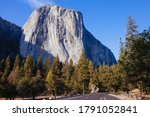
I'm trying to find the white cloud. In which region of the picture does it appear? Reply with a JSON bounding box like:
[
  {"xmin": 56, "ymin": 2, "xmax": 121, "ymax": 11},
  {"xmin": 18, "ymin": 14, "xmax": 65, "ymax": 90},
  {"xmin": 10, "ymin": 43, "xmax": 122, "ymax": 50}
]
[{"xmin": 25, "ymin": 0, "xmax": 55, "ymax": 8}]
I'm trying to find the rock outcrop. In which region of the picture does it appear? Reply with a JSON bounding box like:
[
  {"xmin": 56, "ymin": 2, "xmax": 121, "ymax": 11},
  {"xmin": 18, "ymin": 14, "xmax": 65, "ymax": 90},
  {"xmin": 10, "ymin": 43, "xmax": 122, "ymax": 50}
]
[{"xmin": 20, "ymin": 5, "xmax": 116, "ymax": 65}]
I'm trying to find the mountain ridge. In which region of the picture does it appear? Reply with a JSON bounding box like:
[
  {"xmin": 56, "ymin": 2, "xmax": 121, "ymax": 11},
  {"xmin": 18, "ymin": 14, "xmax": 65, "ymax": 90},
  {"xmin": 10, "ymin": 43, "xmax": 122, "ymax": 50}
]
[{"xmin": 0, "ymin": 17, "xmax": 22, "ymax": 58}]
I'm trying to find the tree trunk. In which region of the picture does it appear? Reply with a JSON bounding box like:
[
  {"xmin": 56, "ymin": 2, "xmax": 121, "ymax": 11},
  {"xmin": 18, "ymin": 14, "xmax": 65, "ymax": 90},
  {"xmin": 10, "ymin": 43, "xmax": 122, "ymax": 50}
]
[{"xmin": 32, "ymin": 94, "xmax": 35, "ymax": 100}]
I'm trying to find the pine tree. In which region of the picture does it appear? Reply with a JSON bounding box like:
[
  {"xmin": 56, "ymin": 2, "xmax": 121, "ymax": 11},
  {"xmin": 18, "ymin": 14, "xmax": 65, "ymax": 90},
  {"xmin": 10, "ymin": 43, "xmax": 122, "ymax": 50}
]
[
  {"xmin": 126, "ymin": 16, "xmax": 138, "ymax": 37},
  {"xmin": 29, "ymin": 70, "xmax": 45, "ymax": 99},
  {"xmin": 24, "ymin": 55, "xmax": 34, "ymax": 78},
  {"xmin": 1, "ymin": 56, "xmax": 11, "ymax": 82},
  {"xmin": 45, "ymin": 56, "xmax": 64, "ymax": 97},
  {"xmin": 6, "ymin": 55, "xmax": 21, "ymax": 99},
  {"xmin": 118, "ymin": 38, "xmax": 128, "ymax": 90},
  {"xmin": 16, "ymin": 55, "xmax": 36, "ymax": 98},
  {"xmin": 43, "ymin": 57, "xmax": 51, "ymax": 78},
  {"xmin": 77, "ymin": 50, "xmax": 90, "ymax": 94},
  {"xmin": 121, "ymin": 17, "xmax": 139, "ymax": 92},
  {"xmin": 52, "ymin": 55, "xmax": 62, "ymax": 78},
  {"xmin": 126, "ymin": 29, "xmax": 150, "ymax": 93},
  {"xmin": 0, "ymin": 56, "xmax": 13, "ymax": 98},
  {"xmin": 98, "ymin": 64, "xmax": 110, "ymax": 92},
  {"xmin": 61, "ymin": 59, "xmax": 75, "ymax": 95},
  {"xmin": 61, "ymin": 60, "xmax": 69, "ymax": 94},
  {"xmin": 13, "ymin": 54, "xmax": 20, "ymax": 70},
  {"xmin": 7, "ymin": 66, "xmax": 21, "ymax": 99},
  {"xmin": 70, "ymin": 67, "xmax": 81, "ymax": 95},
  {"xmin": 88, "ymin": 61, "xmax": 94, "ymax": 81},
  {"xmin": 37, "ymin": 56, "xmax": 45, "ymax": 78},
  {"xmin": 88, "ymin": 61, "xmax": 95, "ymax": 91},
  {"xmin": 17, "ymin": 77, "xmax": 31, "ymax": 98},
  {"xmin": 5, "ymin": 56, "xmax": 11, "ymax": 71},
  {"xmin": 45, "ymin": 69, "xmax": 57, "ymax": 97},
  {"xmin": 0, "ymin": 59, "xmax": 4, "ymax": 78},
  {"xmin": 123, "ymin": 17, "xmax": 150, "ymax": 94},
  {"xmin": 0, "ymin": 59, "xmax": 5, "ymax": 95},
  {"xmin": 109, "ymin": 65, "xmax": 123, "ymax": 92}
]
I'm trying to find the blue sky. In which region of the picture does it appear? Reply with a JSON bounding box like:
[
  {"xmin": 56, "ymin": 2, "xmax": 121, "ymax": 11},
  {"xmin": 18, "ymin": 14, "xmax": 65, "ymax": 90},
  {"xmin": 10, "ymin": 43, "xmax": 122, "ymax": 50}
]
[{"xmin": 0, "ymin": 0, "xmax": 150, "ymax": 60}]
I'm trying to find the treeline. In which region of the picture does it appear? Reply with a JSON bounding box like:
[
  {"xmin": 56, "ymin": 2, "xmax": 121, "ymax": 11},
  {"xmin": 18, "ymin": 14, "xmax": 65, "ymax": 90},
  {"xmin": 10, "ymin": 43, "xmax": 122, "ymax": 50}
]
[
  {"xmin": 0, "ymin": 17, "xmax": 150, "ymax": 99},
  {"xmin": 0, "ymin": 51, "xmax": 124, "ymax": 99}
]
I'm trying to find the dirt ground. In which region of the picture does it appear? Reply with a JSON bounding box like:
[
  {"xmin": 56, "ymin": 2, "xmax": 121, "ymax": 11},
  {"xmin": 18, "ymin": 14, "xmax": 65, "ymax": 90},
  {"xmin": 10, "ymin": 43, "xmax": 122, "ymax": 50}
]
[{"xmin": 111, "ymin": 89, "xmax": 150, "ymax": 100}]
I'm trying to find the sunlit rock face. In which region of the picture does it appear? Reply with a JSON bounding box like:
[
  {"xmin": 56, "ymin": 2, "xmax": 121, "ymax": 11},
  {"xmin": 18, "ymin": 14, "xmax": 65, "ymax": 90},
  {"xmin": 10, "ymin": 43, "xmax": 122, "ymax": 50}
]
[{"xmin": 20, "ymin": 5, "xmax": 116, "ymax": 65}]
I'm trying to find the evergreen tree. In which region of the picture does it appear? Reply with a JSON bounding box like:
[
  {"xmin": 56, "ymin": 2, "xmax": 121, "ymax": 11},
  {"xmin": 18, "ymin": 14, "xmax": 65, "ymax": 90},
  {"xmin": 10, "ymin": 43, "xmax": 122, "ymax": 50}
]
[
  {"xmin": 37, "ymin": 56, "xmax": 43, "ymax": 71},
  {"xmin": 125, "ymin": 29, "xmax": 150, "ymax": 93},
  {"xmin": 1, "ymin": 56, "xmax": 11, "ymax": 84},
  {"xmin": 118, "ymin": 38, "xmax": 128, "ymax": 90},
  {"xmin": 0, "ymin": 56, "xmax": 13, "ymax": 98},
  {"xmin": 126, "ymin": 16, "xmax": 138, "ymax": 37},
  {"xmin": 29, "ymin": 70, "xmax": 45, "ymax": 99},
  {"xmin": 98, "ymin": 64, "xmax": 110, "ymax": 92},
  {"xmin": 0, "ymin": 59, "xmax": 5, "ymax": 95},
  {"xmin": 37, "ymin": 56, "xmax": 45, "ymax": 77},
  {"xmin": 88, "ymin": 61, "xmax": 98, "ymax": 92},
  {"xmin": 88, "ymin": 61, "xmax": 94, "ymax": 82},
  {"xmin": 121, "ymin": 17, "xmax": 139, "ymax": 91},
  {"xmin": 0, "ymin": 59, "xmax": 4, "ymax": 78},
  {"xmin": 13, "ymin": 54, "xmax": 20, "ymax": 70},
  {"xmin": 7, "ymin": 66, "xmax": 21, "ymax": 99},
  {"xmin": 61, "ymin": 59, "xmax": 75, "ymax": 95},
  {"xmin": 109, "ymin": 65, "xmax": 123, "ymax": 92},
  {"xmin": 16, "ymin": 55, "xmax": 37, "ymax": 99},
  {"xmin": 45, "ymin": 56, "xmax": 64, "ymax": 97},
  {"xmin": 77, "ymin": 50, "xmax": 90, "ymax": 94},
  {"xmin": 43, "ymin": 57, "xmax": 51, "ymax": 78},
  {"xmin": 17, "ymin": 77, "xmax": 31, "ymax": 98},
  {"xmin": 70, "ymin": 66, "xmax": 81, "ymax": 95},
  {"xmin": 6, "ymin": 55, "xmax": 21, "ymax": 99},
  {"xmin": 45, "ymin": 70, "xmax": 56, "ymax": 96},
  {"xmin": 24, "ymin": 55, "xmax": 34, "ymax": 78},
  {"xmin": 61, "ymin": 60, "xmax": 69, "ymax": 94},
  {"xmin": 121, "ymin": 17, "xmax": 150, "ymax": 94}
]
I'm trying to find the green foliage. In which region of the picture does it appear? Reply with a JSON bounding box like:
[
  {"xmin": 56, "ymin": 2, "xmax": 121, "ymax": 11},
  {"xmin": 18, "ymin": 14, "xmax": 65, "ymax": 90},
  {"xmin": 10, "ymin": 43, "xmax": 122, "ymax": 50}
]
[
  {"xmin": 0, "ymin": 59, "xmax": 4, "ymax": 76},
  {"xmin": 37, "ymin": 56, "xmax": 43, "ymax": 71},
  {"xmin": 30, "ymin": 70, "xmax": 45, "ymax": 99},
  {"xmin": 45, "ymin": 70, "xmax": 57, "ymax": 96},
  {"xmin": 88, "ymin": 61, "xmax": 99, "ymax": 91},
  {"xmin": 117, "ymin": 17, "xmax": 150, "ymax": 94},
  {"xmin": 24, "ymin": 55, "xmax": 35, "ymax": 78},
  {"xmin": 24, "ymin": 55, "xmax": 34, "ymax": 72},
  {"xmin": 126, "ymin": 16, "xmax": 138, "ymax": 37},
  {"xmin": 97, "ymin": 64, "xmax": 124, "ymax": 92},
  {"xmin": 7, "ymin": 66, "xmax": 21, "ymax": 98},
  {"xmin": 13, "ymin": 54, "xmax": 20, "ymax": 69},
  {"xmin": 45, "ymin": 56, "xmax": 65, "ymax": 97},
  {"xmin": 61, "ymin": 59, "xmax": 75, "ymax": 95},
  {"xmin": 125, "ymin": 29, "xmax": 150, "ymax": 93},
  {"xmin": 44, "ymin": 57, "xmax": 51, "ymax": 71},
  {"xmin": 4, "ymin": 56, "xmax": 11, "ymax": 72},
  {"xmin": 77, "ymin": 50, "xmax": 90, "ymax": 94},
  {"xmin": 17, "ymin": 77, "xmax": 31, "ymax": 98},
  {"xmin": 70, "ymin": 67, "xmax": 82, "ymax": 95}
]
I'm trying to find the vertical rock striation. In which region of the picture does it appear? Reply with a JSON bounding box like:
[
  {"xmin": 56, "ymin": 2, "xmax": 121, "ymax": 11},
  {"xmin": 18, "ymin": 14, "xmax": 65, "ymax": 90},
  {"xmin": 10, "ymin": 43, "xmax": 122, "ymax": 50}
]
[{"xmin": 20, "ymin": 5, "xmax": 116, "ymax": 65}]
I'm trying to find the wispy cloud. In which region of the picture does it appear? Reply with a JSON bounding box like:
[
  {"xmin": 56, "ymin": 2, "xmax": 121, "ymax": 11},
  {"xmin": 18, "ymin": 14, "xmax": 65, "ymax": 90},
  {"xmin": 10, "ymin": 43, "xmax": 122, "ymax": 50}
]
[{"xmin": 24, "ymin": 0, "xmax": 55, "ymax": 8}]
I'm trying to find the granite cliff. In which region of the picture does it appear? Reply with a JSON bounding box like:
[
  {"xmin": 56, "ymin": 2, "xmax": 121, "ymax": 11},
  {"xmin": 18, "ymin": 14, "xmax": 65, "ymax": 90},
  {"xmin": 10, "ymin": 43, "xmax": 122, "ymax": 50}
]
[{"xmin": 19, "ymin": 5, "xmax": 116, "ymax": 65}]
